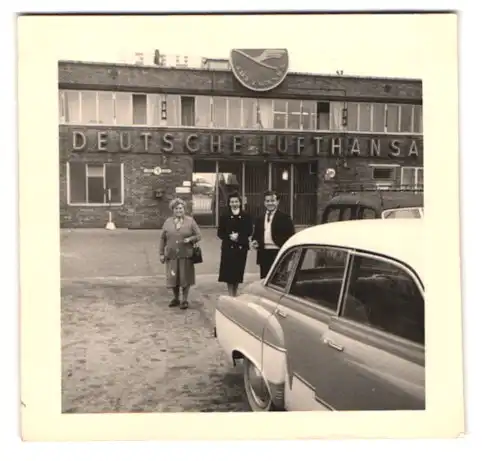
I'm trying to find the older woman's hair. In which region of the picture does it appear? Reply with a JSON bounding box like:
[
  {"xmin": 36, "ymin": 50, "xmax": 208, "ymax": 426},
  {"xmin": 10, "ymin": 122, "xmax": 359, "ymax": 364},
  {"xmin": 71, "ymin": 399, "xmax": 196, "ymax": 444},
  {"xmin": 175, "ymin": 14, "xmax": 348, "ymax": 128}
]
[{"xmin": 169, "ymin": 197, "xmax": 187, "ymax": 211}]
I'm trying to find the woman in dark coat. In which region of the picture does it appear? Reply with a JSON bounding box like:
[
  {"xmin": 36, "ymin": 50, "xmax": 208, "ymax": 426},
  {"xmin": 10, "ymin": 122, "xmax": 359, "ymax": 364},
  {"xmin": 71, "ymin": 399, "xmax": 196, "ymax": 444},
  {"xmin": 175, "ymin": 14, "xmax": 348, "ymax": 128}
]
[{"xmin": 217, "ymin": 192, "xmax": 253, "ymax": 297}]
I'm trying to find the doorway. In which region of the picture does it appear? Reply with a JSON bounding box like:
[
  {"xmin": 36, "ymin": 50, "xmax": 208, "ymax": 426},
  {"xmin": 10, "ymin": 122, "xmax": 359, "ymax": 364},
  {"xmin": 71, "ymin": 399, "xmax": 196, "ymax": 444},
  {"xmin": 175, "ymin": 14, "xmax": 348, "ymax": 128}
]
[{"xmin": 192, "ymin": 159, "xmax": 317, "ymax": 227}]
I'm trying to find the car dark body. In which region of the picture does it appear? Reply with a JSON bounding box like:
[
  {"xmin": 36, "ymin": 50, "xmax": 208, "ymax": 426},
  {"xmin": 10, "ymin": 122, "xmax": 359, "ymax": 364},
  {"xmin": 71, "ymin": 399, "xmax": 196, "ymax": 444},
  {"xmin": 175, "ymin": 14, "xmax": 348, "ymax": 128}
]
[{"xmin": 321, "ymin": 192, "xmax": 424, "ymax": 223}]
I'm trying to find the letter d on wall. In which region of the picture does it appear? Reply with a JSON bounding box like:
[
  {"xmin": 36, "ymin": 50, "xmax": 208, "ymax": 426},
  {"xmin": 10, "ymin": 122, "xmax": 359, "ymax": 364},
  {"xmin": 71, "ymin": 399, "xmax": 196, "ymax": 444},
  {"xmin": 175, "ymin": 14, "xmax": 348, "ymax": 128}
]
[{"xmin": 72, "ymin": 131, "xmax": 87, "ymax": 151}]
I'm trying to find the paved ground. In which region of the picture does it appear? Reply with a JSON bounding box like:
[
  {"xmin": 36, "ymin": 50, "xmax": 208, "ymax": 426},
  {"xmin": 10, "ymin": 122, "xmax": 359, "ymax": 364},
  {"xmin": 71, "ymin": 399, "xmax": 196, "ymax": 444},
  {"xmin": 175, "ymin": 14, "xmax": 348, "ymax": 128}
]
[{"xmin": 61, "ymin": 228, "xmax": 258, "ymax": 413}]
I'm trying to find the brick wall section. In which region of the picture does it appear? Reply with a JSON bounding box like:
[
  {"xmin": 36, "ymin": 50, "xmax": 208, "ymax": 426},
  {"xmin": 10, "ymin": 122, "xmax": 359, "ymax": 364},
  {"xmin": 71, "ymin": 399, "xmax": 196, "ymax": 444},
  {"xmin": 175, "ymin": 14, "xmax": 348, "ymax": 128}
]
[
  {"xmin": 58, "ymin": 61, "xmax": 422, "ymax": 103},
  {"xmin": 59, "ymin": 127, "xmax": 193, "ymax": 229}
]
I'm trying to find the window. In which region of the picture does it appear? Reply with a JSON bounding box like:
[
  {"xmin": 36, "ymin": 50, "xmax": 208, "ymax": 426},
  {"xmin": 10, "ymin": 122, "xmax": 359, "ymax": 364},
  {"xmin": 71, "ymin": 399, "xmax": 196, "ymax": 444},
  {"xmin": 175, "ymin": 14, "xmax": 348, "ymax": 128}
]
[
  {"xmin": 289, "ymin": 247, "xmax": 348, "ymax": 311},
  {"xmin": 132, "ymin": 94, "xmax": 147, "ymax": 125},
  {"xmin": 401, "ymin": 167, "xmax": 424, "ymax": 190},
  {"xmin": 166, "ymin": 95, "xmax": 179, "ymax": 126},
  {"xmin": 181, "ymin": 96, "xmax": 195, "ymax": 126},
  {"xmin": 268, "ymin": 249, "xmax": 299, "ymax": 290},
  {"xmin": 358, "ymin": 103, "xmax": 372, "ymax": 131},
  {"xmin": 386, "ymin": 104, "xmax": 400, "ymax": 132},
  {"xmin": 372, "ymin": 166, "xmax": 397, "ymax": 181},
  {"xmin": 400, "ymin": 104, "xmax": 413, "ymax": 133},
  {"xmin": 273, "ymin": 99, "xmax": 288, "ymax": 129},
  {"xmin": 242, "ymin": 98, "xmax": 257, "ymax": 128},
  {"xmin": 80, "ymin": 91, "xmax": 97, "ymax": 124},
  {"xmin": 325, "ymin": 207, "xmax": 341, "ymax": 223},
  {"xmin": 98, "ymin": 91, "xmax": 115, "ymax": 124},
  {"xmin": 258, "ymin": 99, "xmax": 274, "ymax": 129},
  {"xmin": 147, "ymin": 94, "xmax": 161, "ymax": 126},
  {"xmin": 346, "ymin": 102, "xmax": 358, "ymax": 131},
  {"xmin": 330, "ymin": 102, "xmax": 344, "ymax": 130},
  {"xmin": 413, "ymin": 105, "xmax": 423, "ymax": 133},
  {"xmin": 316, "ymin": 102, "xmax": 330, "ymax": 130},
  {"xmin": 115, "ymin": 92, "xmax": 133, "ymax": 125},
  {"xmin": 213, "ymin": 97, "xmax": 228, "ymax": 128},
  {"xmin": 372, "ymin": 103, "xmax": 385, "ymax": 132},
  {"xmin": 383, "ymin": 208, "xmax": 422, "ymax": 219},
  {"xmin": 228, "ymin": 97, "xmax": 242, "ymax": 128},
  {"xmin": 63, "ymin": 90, "xmax": 81, "ymax": 123},
  {"xmin": 342, "ymin": 254, "xmax": 424, "ymax": 344},
  {"xmin": 302, "ymin": 101, "xmax": 316, "ymax": 130},
  {"xmin": 68, "ymin": 162, "xmax": 123, "ymax": 205},
  {"xmin": 195, "ymin": 96, "xmax": 212, "ymax": 127},
  {"xmin": 360, "ymin": 207, "xmax": 377, "ymax": 219}
]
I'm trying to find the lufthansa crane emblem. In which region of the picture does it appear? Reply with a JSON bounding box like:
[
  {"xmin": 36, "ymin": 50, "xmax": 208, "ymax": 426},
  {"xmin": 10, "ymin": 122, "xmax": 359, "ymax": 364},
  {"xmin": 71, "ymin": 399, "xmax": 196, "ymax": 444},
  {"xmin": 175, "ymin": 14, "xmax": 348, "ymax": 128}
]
[{"xmin": 229, "ymin": 49, "xmax": 289, "ymax": 92}]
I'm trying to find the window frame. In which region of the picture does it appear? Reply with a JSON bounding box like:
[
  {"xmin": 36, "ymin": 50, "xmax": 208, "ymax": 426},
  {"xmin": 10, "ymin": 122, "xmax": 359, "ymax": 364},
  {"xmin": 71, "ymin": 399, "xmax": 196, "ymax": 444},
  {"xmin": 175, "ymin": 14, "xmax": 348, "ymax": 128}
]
[
  {"xmin": 401, "ymin": 166, "xmax": 424, "ymax": 191},
  {"xmin": 371, "ymin": 164, "xmax": 400, "ymax": 182},
  {"xmin": 66, "ymin": 161, "xmax": 125, "ymax": 207},
  {"xmin": 338, "ymin": 249, "xmax": 425, "ymax": 345},
  {"xmin": 282, "ymin": 245, "xmax": 353, "ymax": 315},
  {"xmin": 265, "ymin": 247, "xmax": 303, "ymax": 294},
  {"xmin": 266, "ymin": 244, "xmax": 352, "ymax": 316}
]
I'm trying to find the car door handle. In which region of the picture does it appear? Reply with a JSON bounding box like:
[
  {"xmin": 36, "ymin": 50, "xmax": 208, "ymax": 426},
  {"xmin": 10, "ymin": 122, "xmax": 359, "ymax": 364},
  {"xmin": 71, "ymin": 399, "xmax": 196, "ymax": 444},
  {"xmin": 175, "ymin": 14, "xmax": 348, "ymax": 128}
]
[
  {"xmin": 276, "ymin": 309, "xmax": 287, "ymax": 318},
  {"xmin": 323, "ymin": 338, "xmax": 344, "ymax": 352}
]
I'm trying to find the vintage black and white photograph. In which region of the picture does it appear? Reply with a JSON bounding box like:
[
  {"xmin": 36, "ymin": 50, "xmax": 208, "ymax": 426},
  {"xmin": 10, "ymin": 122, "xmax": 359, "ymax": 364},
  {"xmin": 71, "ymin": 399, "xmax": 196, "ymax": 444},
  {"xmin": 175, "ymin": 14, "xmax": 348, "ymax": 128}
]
[{"xmin": 18, "ymin": 11, "xmax": 463, "ymax": 440}]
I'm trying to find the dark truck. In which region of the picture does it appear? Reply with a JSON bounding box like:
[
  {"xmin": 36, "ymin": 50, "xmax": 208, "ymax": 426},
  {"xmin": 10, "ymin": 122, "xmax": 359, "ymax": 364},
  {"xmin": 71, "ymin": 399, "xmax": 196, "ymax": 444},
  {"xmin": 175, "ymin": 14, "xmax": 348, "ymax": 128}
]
[{"xmin": 321, "ymin": 187, "xmax": 424, "ymax": 224}]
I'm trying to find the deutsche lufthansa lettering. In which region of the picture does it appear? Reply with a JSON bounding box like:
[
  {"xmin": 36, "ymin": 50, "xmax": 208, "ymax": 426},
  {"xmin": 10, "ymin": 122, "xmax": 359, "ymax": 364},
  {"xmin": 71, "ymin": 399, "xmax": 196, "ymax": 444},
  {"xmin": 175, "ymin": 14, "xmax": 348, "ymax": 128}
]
[{"xmin": 71, "ymin": 130, "xmax": 421, "ymax": 158}]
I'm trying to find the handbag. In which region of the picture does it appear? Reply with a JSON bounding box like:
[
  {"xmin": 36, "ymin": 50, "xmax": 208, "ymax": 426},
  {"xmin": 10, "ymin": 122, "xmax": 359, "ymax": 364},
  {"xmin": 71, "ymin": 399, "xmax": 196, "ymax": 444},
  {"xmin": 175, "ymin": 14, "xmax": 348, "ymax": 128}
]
[{"xmin": 191, "ymin": 243, "xmax": 203, "ymax": 264}]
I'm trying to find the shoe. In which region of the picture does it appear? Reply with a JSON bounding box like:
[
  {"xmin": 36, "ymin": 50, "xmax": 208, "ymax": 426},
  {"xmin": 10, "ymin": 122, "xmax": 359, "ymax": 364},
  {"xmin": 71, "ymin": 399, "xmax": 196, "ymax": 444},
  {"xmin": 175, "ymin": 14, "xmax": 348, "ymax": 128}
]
[
  {"xmin": 169, "ymin": 298, "xmax": 180, "ymax": 307},
  {"xmin": 180, "ymin": 301, "xmax": 189, "ymax": 310}
]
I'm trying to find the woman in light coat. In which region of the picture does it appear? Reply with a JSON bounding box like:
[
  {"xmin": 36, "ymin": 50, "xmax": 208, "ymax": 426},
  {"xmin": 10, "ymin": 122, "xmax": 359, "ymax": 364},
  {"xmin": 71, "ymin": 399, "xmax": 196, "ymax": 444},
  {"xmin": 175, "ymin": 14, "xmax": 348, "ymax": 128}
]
[{"xmin": 159, "ymin": 198, "xmax": 202, "ymax": 309}]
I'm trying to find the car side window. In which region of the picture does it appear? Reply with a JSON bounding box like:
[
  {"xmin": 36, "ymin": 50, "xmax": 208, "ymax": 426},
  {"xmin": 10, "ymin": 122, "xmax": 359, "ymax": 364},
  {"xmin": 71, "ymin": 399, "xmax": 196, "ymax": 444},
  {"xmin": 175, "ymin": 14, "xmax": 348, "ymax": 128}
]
[
  {"xmin": 342, "ymin": 254, "xmax": 425, "ymax": 344},
  {"xmin": 268, "ymin": 249, "xmax": 299, "ymax": 291},
  {"xmin": 360, "ymin": 207, "xmax": 377, "ymax": 219},
  {"xmin": 325, "ymin": 207, "xmax": 341, "ymax": 223},
  {"xmin": 289, "ymin": 247, "xmax": 349, "ymax": 311}
]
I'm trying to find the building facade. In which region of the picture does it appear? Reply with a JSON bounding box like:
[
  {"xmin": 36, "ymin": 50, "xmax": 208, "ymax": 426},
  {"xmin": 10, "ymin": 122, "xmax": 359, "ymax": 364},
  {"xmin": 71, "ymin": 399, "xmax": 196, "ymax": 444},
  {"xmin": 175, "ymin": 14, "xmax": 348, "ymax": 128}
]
[{"xmin": 58, "ymin": 55, "xmax": 423, "ymax": 229}]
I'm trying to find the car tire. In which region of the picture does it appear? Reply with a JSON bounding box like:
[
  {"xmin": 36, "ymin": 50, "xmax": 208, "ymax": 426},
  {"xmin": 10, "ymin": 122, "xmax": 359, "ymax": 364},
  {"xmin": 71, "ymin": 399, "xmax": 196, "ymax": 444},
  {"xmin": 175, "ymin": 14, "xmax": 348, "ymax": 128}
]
[{"xmin": 243, "ymin": 358, "xmax": 276, "ymax": 412}]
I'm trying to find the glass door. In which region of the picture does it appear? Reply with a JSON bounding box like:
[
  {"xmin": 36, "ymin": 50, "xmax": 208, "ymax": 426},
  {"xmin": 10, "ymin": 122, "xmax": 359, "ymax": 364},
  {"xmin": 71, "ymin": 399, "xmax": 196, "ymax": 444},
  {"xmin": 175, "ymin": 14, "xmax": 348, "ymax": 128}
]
[{"xmin": 192, "ymin": 160, "xmax": 217, "ymax": 226}]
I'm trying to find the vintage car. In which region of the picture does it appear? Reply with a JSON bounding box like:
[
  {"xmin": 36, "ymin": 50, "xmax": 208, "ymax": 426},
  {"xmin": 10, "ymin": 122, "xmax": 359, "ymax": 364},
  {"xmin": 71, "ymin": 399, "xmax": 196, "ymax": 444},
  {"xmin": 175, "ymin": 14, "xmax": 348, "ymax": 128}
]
[
  {"xmin": 215, "ymin": 219, "xmax": 425, "ymax": 412},
  {"xmin": 321, "ymin": 191, "xmax": 424, "ymax": 223}
]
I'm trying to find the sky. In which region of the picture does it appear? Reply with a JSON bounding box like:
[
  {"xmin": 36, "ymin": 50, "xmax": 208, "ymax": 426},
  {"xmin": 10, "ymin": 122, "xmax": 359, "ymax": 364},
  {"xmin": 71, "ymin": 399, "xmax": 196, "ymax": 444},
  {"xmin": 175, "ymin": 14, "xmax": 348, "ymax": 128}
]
[{"xmin": 20, "ymin": 13, "xmax": 437, "ymax": 78}]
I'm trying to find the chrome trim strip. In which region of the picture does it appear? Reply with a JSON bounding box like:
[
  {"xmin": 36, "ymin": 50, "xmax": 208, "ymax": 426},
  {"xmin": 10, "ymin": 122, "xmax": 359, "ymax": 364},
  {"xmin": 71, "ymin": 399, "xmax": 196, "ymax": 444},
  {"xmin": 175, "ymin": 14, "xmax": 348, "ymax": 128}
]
[{"xmin": 293, "ymin": 372, "xmax": 314, "ymax": 391}]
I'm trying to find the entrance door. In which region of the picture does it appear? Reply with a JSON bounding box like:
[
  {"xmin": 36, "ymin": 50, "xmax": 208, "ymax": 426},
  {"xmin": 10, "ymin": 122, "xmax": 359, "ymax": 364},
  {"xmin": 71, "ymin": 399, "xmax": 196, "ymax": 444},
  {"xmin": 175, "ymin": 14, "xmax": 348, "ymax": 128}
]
[
  {"xmin": 244, "ymin": 162, "xmax": 269, "ymax": 220},
  {"xmin": 293, "ymin": 162, "xmax": 318, "ymax": 225},
  {"xmin": 217, "ymin": 160, "xmax": 243, "ymax": 214},
  {"xmin": 192, "ymin": 160, "xmax": 217, "ymax": 226}
]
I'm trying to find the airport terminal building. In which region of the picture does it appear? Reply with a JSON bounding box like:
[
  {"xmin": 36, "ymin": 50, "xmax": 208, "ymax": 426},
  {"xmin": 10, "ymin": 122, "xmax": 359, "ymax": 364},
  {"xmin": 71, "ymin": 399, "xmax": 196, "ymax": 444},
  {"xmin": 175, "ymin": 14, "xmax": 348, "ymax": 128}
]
[{"xmin": 58, "ymin": 50, "xmax": 423, "ymax": 228}]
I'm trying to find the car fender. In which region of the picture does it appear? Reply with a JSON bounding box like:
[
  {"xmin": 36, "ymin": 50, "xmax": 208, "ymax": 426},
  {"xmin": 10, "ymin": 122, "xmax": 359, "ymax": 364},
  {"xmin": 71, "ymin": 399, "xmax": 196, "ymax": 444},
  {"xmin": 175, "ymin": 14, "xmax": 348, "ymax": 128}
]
[{"xmin": 216, "ymin": 293, "xmax": 273, "ymax": 372}]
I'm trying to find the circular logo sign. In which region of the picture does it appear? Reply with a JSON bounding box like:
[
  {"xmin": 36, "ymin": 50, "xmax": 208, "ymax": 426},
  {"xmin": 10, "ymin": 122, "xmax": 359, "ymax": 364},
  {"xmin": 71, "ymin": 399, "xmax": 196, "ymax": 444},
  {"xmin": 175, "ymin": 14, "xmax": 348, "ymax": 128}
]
[
  {"xmin": 153, "ymin": 166, "xmax": 162, "ymax": 176},
  {"xmin": 230, "ymin": 49, "xmax": 289, "ymax": 92}
]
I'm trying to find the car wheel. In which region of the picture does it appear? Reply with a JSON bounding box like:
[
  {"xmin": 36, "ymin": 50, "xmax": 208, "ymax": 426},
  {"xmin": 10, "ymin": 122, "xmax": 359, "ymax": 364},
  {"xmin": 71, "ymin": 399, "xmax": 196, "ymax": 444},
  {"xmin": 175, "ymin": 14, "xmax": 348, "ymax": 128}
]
[{"xmin": 243, "ymin": 359, "xmax": 275, "ymax": 412}]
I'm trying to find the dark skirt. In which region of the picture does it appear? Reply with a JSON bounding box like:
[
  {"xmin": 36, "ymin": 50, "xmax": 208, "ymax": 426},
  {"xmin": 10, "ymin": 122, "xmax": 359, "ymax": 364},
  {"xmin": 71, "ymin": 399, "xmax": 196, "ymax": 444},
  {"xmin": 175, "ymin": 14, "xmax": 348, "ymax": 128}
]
[{"xmin": 218, "ymin": 245, "xmax": 249, "ymax": 284}]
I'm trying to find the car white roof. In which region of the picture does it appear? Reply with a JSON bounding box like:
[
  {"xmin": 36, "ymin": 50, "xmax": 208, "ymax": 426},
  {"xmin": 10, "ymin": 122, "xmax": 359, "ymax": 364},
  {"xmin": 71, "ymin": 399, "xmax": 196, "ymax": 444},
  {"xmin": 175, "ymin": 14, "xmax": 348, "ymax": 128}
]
[{"xmin": 283, "ymin": 219, "xmax": 424, "ymax": 281}]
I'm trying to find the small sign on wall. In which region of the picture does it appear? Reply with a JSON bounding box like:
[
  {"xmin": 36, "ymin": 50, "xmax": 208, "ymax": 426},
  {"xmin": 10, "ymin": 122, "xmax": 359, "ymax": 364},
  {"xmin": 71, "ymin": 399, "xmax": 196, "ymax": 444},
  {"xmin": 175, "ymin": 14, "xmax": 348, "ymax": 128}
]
[
  {"xmin": 143, "ymin": 167, "xmax": 173, "ymax": 175},
  {"xmin": 175, "ymin": 186, "xmax": 191, "ymax": 194},
  {"xmin": 182, "ymin": 181, "xmax": 191, "ymax": 187}
]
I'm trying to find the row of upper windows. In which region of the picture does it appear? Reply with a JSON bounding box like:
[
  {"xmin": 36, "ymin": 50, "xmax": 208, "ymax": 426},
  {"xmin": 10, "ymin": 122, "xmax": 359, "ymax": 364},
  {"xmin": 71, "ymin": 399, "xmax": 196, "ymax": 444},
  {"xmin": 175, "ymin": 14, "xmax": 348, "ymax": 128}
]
[{"xmin": 58, "ymin": 90, "xmax": 423, "ymax": 134}]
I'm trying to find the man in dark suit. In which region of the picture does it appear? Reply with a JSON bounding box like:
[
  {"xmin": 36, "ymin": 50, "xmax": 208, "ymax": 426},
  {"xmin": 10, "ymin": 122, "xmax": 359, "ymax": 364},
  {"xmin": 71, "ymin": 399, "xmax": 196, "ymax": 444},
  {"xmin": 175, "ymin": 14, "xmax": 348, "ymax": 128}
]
[{"xmin": 251, "ymin": 190, "xmax": 296, "ymax": 279}]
